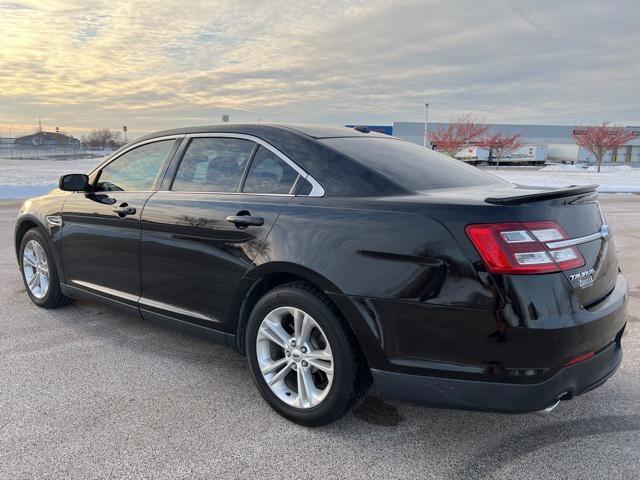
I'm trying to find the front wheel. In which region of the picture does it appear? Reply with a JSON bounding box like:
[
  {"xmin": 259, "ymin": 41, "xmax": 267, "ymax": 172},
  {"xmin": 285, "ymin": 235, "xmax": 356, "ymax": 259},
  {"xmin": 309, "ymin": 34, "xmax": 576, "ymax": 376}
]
[
  {"xmin": 19, "ymin": 228, "xmax": 72, "ymax": 309},
  {"xmin": 246, "ymin": 282, "xmax": 370, "ymax": 426}
]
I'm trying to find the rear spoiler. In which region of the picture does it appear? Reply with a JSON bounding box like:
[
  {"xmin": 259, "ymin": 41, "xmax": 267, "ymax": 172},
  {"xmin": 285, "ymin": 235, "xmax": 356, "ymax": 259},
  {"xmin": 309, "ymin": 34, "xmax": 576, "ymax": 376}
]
[{"xmin": 485, "ymin": 184, "xmax": 598, "ymax": 205}]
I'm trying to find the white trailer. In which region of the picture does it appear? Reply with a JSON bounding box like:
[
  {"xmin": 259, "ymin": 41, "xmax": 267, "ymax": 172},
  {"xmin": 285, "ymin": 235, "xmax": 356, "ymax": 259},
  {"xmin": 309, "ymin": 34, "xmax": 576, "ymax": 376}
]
[{"xmin": 456, "ymin": 145, "xmax": 548, "ymax": 165}]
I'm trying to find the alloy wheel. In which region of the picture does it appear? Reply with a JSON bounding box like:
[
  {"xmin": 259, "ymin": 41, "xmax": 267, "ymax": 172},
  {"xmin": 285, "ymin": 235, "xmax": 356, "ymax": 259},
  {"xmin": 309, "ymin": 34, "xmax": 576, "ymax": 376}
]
[
  {"xmin": 256, "ymin": 306, "xmax": 334, "ymax": 409},
  {"xmin": 22, "ymin": 239, "xmax": 50, "ymax": 299}
]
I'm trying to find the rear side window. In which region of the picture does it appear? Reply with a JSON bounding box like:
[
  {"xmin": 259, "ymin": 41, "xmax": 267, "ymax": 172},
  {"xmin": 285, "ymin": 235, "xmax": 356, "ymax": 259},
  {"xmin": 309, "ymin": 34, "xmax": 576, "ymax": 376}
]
[
  {"xmin": 321, "ymin": 137, "xmax": 508, "ymax": 191},
  {"xmin": 242, "ymin": 146, "xmax": 298, "ymax": 194},
  {"xmin": 172, "ymin": 138, "xmax": 255, "ymax": 192},
  {"xmin": 96, "ymin": 140, "xmax": 175, "ymax": 192}
]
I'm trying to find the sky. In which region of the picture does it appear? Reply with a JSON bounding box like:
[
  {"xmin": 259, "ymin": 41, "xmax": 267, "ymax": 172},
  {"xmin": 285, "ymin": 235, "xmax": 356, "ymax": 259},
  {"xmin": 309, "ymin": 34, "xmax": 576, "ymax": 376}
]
[{"xmin": 0, "ymin": 0, "xmax": 638, "ymax": 140}]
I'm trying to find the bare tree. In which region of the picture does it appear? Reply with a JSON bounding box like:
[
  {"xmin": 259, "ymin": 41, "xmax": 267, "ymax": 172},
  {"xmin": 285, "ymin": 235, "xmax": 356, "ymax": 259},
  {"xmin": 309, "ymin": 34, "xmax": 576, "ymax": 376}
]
[
  {"xmin": 573, "ymin": 123, "xmax": 635, "ymax": 172},
  {"xmin": 429, "ymin": 114, "xmax": 488, "ymax": 157},
  {"xmin": 481, "ymin": 133, "xmax": 523, "ymax": 170},
  {"xmin": 0, "ymin": 128, "xmax": 16, "ymax": 147},
  {"xmin": 82, "ymin": 128, "xmax": 123, "ymax": 148}
]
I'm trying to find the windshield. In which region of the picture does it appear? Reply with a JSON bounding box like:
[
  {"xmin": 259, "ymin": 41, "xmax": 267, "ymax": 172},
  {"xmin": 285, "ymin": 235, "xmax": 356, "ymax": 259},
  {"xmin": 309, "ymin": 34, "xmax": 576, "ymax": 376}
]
[{"xmin": 321, "ymin": 137, "xmax": 509, "ymax": 191}]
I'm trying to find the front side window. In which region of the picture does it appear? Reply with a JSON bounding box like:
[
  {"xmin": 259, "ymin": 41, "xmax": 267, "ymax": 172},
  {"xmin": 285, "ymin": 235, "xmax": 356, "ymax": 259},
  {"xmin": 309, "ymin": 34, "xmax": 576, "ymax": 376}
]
[
  {"xmin": 172, "ymin": 138, "xmax": 255, "ymax": 192},
  {"xmin": 242, "ymin": 146, "xmax": 298, "ymax": 194},
  {"xmin": 96, "ymin": 140, "xmax": 175, "ymax": 192}
]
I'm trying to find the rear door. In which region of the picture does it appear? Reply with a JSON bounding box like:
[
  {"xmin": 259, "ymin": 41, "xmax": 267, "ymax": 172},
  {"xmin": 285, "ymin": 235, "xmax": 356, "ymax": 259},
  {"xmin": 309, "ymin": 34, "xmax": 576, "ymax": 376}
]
[
  {"xmin": 139, "ymin": 134, "xmax": 304, "ymax": 330},
  {"xmin": 61, "ymin": 138, "xmax": 180, "ymax": 308}
]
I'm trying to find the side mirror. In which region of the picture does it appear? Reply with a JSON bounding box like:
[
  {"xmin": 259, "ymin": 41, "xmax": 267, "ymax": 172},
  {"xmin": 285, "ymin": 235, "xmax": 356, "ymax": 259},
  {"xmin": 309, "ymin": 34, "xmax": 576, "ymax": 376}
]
[{"xmin": 59, "ymin": 173, "xmax": 90, "ymax": 192}]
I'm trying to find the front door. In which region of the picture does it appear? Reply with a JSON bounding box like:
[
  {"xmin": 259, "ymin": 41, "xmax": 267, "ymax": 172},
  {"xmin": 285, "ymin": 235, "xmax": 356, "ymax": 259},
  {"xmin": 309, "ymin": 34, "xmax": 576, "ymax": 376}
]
[
  {"xmin": 61, "ymin": 138, "xmax": 179, "ymax": 307},
  {"xmin": 139, "ymin": 136, "xmax": 301, "ymax": 330}
]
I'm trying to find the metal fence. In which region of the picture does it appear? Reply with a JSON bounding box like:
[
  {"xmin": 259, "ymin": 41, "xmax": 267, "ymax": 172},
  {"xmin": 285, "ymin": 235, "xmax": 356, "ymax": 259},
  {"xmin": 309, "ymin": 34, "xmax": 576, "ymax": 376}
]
[{"xmin": 0, "ymin": 145, "xmax": 113, "ymax": 160}]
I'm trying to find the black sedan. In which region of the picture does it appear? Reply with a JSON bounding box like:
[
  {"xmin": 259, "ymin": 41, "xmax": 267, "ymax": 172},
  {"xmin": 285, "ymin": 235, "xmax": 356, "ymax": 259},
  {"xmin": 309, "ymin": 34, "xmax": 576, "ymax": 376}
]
[{"xmin": 15, "ymin": 124, "xmax": 628, "ymax": 426}]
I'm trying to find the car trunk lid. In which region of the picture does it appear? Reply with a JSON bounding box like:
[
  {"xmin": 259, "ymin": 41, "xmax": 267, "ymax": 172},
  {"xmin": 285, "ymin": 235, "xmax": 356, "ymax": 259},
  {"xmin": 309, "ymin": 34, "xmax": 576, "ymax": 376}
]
[{"xmin": 489, "ymin": 184, "xmax": 618, "ymax": 307}]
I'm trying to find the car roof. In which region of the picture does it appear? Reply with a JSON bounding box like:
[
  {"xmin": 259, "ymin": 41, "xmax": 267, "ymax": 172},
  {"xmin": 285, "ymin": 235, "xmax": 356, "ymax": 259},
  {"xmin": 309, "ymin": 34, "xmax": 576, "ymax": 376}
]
[{"xmin": 136, "ymin": 123, "xmax": 392, "ymax": 142}]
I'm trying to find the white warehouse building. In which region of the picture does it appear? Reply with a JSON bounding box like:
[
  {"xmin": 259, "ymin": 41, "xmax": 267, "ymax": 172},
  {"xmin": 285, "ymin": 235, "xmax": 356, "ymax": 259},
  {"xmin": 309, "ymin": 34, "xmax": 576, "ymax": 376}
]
[{"xmin": 391, "ymin": 122, "xmax": 640, "ymax": 164}]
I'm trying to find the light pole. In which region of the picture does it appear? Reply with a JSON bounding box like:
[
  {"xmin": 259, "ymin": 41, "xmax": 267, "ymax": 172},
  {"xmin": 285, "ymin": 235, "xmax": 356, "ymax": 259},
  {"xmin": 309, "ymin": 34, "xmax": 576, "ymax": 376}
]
[{"xmin": 423, "ymin": 102, "xmax": 430, "ymax": 148}]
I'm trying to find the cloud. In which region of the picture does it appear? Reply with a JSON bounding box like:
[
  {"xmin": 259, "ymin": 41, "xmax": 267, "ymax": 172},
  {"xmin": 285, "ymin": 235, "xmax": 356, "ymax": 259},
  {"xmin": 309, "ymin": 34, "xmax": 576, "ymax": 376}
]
[
  {"xmin": 0, "ymin": 0, "xmax": 638, "ymax": 138},
  {"xmin": 0, "ymin": 2, "xmax": 32, "ymax": 9}
]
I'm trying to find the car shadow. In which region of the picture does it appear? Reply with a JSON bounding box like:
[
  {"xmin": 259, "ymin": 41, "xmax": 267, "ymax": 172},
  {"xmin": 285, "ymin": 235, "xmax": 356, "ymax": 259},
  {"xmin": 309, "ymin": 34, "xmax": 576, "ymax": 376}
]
[
  {"xmin": 45, "ymin": 298, "xmax": 246, "ymax": 368},
  {"xmin": 353, "ymin": 395, "xmax": 404, "ymax": 426},
  {"xmin": 457, "ymin": 413, "xmax": 640, "ymax": 478},
  {"xmin": 45, "ymin": 298, "xmax": 411, "ymax": 425}
]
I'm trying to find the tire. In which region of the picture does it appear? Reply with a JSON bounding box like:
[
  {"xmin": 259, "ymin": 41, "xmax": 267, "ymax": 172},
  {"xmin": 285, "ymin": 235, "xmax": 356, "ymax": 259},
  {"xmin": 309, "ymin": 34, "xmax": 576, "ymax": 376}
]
[
  {"xmin": 246, "ymin": 282, "xmax": 370, "ymax": 426},
  {"xmin": 19, "ymin": 227, "xmax": 72, "ymax": 309}
]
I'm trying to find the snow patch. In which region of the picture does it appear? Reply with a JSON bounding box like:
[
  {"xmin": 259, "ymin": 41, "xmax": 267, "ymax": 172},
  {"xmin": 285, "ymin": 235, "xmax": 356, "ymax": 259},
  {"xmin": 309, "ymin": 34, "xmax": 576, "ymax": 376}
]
[
  {"xmin": 586, "ymin": 165, "xmax": 634, "ymax": 172},
  {"xmin": 1, "ymin": 157, "xmax": 640, "ymax": 199},
  {"xmin": 0, "ymin": 157, "xmax": 104, "ymax": 198},
  {"xmin": 541, "ymin": 163, "xmax": 636, "ymax": 173},
  {"xmin": 490, "ymin": 167, "xmax": 640, "ymax": 193},
  {"xmin": 541, "ymin": 164, "xmax": 589, "ymax": 171}
]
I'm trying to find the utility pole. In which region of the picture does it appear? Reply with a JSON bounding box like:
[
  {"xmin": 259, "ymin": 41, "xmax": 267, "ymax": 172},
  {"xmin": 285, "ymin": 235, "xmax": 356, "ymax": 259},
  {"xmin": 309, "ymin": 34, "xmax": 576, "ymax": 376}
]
[
  {"xmin": 123, "ymin": 126, "xmax": 128, "ymax": 143},
  {"xmin": 423, "ymin": 102, "xmax": 430, "ymax": 148}
]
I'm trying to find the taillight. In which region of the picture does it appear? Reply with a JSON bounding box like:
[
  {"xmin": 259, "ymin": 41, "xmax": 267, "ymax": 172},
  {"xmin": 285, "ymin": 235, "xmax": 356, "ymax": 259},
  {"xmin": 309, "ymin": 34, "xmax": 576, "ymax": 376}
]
[{"xmin": 465, "ymin": 221, "xmax": 585, "ymax": 274}]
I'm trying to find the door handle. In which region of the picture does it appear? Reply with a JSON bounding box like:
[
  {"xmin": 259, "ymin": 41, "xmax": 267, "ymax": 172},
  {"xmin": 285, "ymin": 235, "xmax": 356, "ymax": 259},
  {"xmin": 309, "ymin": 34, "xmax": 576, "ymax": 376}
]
[
  {"xmin": 226, "ymin": 215, "xmax": 264, "ymax": 228},
  {"xmin": 113, "ymin": 203, "xmax": 136, "ymax": 217}
]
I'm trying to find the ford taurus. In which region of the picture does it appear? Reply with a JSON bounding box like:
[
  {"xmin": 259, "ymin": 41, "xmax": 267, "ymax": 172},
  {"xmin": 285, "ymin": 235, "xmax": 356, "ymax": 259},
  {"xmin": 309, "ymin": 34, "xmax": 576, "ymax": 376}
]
[{"xmin": 15, "ymin": 124, "xmax": 628, "ymax": 426}]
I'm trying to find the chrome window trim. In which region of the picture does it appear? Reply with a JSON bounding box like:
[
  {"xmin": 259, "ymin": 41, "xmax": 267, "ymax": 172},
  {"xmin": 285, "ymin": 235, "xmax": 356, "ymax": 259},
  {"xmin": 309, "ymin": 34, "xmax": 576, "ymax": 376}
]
[
  {"xmin": 88, "ymin": 134, "xmax": 186, "ymax": 176},
  {"xmin": 180, "ymin": 133, "xmax": 326, "ymax": 197},
  {"xmin": 545, "ymin": 224, "xmax": 610, "ymax": 249},
  {"xmin": 155, "ymin": 191, "xmax": 294, "ymax": 197}
]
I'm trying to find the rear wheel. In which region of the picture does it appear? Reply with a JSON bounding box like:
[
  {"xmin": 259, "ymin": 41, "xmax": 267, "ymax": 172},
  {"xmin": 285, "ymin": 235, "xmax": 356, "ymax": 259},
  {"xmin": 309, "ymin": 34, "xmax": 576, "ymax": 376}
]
[
  {"xmin": 246, "ymin": 282, "xmax": 370, "ymax": 426},
  {"xmin": 19, "ymin": 228, "xmax": 71, "ymax": 309}
]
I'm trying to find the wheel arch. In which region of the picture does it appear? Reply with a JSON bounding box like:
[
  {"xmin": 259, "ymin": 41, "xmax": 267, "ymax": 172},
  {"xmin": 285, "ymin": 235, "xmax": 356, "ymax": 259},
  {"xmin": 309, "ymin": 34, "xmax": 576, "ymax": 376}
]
[
  {"xmin": 15, "ymin": 215, "xmax": 66, "ymax": 284},
  {"xmin": 232, "ymin": 261, "xmax": 387, "ymax": 371},
  {"xmin": 15, "ymin": 215, "xmax": 46, "ymax": 262},
  {"xmin": 232, "ymin": 262, "xmax": 350, "ymax": 355}
]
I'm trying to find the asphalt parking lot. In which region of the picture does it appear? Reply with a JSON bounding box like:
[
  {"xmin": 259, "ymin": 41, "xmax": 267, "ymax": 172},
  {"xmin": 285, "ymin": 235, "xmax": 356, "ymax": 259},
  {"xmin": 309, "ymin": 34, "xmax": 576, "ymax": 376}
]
[{"xmin": 1, "ymin": 195, "xmax": 639, "ymax": 479}]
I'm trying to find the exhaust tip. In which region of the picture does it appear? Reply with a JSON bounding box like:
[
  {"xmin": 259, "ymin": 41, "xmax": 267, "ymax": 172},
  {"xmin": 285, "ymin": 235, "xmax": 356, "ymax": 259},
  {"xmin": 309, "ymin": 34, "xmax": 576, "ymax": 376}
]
[{"xmin": 534, "ymin": 400, "xmax": 560, "ymax": 417}]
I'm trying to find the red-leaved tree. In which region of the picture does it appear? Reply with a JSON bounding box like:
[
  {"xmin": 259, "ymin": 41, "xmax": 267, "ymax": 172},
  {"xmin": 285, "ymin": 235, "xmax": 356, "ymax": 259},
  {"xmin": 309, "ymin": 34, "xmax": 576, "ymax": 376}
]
[
  {"xmin": 429, "ymin": 114, "xmax": 488, "ymax": 157},
  {"xmin": 481, "ymin": 133, "xmax": 523, "ymax": 170},
  {"xmin": 573, "ymin": 122, "xmax": 635, "ymax": 172}
]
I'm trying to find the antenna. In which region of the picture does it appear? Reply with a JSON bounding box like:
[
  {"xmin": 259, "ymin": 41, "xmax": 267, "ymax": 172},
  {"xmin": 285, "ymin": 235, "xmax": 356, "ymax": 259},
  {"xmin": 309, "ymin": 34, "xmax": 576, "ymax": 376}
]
[{"xmin": 38, "ymin": 116, "xmax": 42, "ymax": 132}]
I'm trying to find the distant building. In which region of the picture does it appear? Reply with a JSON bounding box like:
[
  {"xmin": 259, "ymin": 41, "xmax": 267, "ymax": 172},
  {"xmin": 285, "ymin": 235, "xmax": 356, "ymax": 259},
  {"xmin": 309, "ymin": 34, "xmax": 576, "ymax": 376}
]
[
  {"xmin": 14, "ymin": 131, "xmax": 80, "ymax": 147},
  {"xmin": 392, "ymin": 122, "xmax": 640, "ymax": 163}
]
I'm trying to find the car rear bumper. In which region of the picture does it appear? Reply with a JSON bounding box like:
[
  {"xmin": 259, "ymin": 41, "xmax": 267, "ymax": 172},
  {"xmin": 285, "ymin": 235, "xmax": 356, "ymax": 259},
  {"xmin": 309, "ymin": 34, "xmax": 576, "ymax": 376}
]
[
  {"xmin": 359, "ymin": 271, "xmax": 629, "ymax": 413},
  {"xmin": 372, "ymin": 332, "xmax": 624, "ymax": 413}
]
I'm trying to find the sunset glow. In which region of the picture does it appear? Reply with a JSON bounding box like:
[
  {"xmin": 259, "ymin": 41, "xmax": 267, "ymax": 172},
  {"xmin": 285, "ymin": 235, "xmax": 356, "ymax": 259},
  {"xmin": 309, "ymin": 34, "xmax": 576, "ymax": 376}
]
[{"xmin": 1, "ymin": 0, "xmax": 638, "ymax": 139}]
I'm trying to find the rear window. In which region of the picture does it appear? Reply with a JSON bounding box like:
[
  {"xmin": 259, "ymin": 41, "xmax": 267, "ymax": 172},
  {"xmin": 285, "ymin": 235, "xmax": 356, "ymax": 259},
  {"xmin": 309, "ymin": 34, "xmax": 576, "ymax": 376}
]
[
  {"xmin": 321, "ymin": 137, "xmax": 507, "ymax": 191},
  {"xmin": 242, "ymin": 146, "xmax": 298, "ymax": 194}
]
